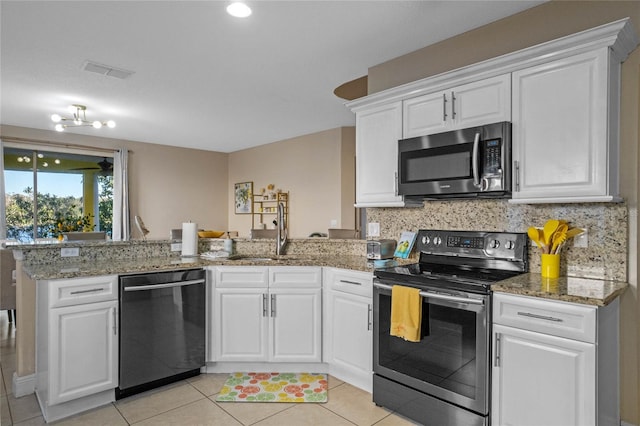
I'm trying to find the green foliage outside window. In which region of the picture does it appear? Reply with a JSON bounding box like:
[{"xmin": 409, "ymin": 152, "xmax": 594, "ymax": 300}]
[{"xmin": 5, "ymin": 175, "xmax": 114, "ymax": 241}]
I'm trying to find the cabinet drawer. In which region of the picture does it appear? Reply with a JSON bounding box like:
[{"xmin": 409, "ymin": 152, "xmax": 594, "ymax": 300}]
[
  {"xmin": 327, "ymin": 268, "xmax": 372, "ymax": 298},
  {"xmin": 48, "ymin": 275, "xmax": 118, "ymax": 308},
  {"xmin": 493, "ymin": 293, "xmax": 596, "ymax": 343},
  {"xmin": 215, "ymin": 266, "xmax": 268, "ymax": 288},
  {"xmin": 270, "ymin": 267, "xmax": 322, "ymax": 288}
]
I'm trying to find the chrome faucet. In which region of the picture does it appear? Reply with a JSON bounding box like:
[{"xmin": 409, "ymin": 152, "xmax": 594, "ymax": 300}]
[{"xmin": 276, "ymin": 202, "xmax": 288, "ymax": 255}]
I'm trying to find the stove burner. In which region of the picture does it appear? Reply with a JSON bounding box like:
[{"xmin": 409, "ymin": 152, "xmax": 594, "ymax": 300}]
[{"xmin": 373, "ymin": 229, "xmax": 528, "ymax": 294}]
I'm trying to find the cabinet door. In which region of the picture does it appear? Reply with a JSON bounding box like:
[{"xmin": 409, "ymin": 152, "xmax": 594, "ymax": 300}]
[
  {"xmin": 213, "ymin": 288, "xmax": 268, "ymax": 362},
  {"xmin": 492, "ymin": 324, "xmax": 596, "ymax": 426},
  {"xmin": 451, "ymin": 74, "xmax": 511, "ymax": 129},
  {"xmin": 269, "ymin": 287, "xmax": 322, "ymax": 362},
  {"xmin": 326, "ymin": 291, "xmax": 372, "ymax": 392},
  {"xmin": 355, "ymin": 102, "xmax": 405, "ymax": 207},
  {"xmin": 49, "ymin": 300, "xmax": 118, "ymax": 405},
  {"xmin": 402, "ymin": 74, "xmax": 510, "ymax": 138},
  {"xmin": 511, "ymin": 49, "xmax": 612, "ymax": 202},
  {"xmin": 403, "ymin": 92, "xmax": 449, "ymax": 137}
]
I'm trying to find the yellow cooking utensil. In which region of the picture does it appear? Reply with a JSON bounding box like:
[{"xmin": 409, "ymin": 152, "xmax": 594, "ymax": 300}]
[
  {"xmin": 543, "ymin": 219, "xmax": 560, "ymax": 247},
  {"xmin": 527, "ymin": 227, "xmax": 544, "ymax": 250},
  {"xmin": 565, "ymin": 227, "xmax": 584, "ymax": 239},
  {"xmin": 550, "ymin": 224, "xmax": 568, "ymax": 254}
]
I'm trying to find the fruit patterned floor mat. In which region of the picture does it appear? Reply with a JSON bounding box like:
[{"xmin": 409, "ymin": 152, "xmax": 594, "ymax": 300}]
[{"xmin": 215, "ymin": 372, "xmax": 328, "ymax": 403}]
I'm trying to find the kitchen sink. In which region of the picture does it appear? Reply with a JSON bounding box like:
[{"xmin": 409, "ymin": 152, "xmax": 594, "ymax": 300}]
[
  {"xmin": 228, "ymin": 255, "xmax": 302, "ymax": 262},
  {"xmin": 229, "ymin": 255, "xmax": 276, "ymax": 262}
]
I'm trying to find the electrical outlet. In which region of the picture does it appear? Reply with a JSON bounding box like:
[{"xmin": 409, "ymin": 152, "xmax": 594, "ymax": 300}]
[
  {"xmin": 330, "ymin": 219, "xmax": 338, "ymax": 227},
  {"xmin": 368, "ymin": 222, "xmax": 380, "ymax": 237},
  {"xmin": 60, "ymin": 247, "xmax": 80, "ymax": 257},
  {"xmin": 573, "ymin": 228, "xmax": 588, "ymax": 248},
  {"xmin": 171, "ymin": 243, "xmax": 182, "ymax": 252}
]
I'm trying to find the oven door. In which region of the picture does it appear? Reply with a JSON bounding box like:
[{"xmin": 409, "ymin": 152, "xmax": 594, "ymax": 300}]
[{"xmin": 373, "ymin": 279, "xmax": 490, "ymax": 415}]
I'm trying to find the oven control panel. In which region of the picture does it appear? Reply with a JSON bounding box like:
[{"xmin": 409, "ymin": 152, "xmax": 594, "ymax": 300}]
[
  {"xmin": 447, "ymin": 236, "xmax": 484, "ymax": 249},
  {"xmin": 417, "ymin": 229, "xmax": 527, "ymax": 261}
]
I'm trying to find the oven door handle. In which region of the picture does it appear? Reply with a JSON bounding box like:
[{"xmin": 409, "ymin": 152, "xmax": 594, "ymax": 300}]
[{"xmin": 373, "ymin": 282, "xmax": 484, "ymax": 306}]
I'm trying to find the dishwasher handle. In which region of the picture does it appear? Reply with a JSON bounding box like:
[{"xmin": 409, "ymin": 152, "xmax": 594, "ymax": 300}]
[{"xmin": 124, "ymin": 278, "xmax": 205, "ymax": 292}]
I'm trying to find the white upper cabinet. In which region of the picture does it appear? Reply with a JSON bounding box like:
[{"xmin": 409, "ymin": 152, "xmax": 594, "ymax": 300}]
[
  {"xmin": 403, "ymin": 74, "xmax": 511, "ymax": 138},
  {"xmin": 511, "ymin": 49, "xmax": 618, "ymax": 203},
  {"xmin": 347, "ymin": 18, "xmax": 637, "ymax": 207},
  {"xmin": 354, "ymin": 101, "xmax": 408, "ymax": 207}
]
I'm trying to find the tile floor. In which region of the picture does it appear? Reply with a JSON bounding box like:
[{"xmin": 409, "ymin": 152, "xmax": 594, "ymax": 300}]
[{"xmin": 1, "ymin": 311, "xmax": 418, "ymax": 425}]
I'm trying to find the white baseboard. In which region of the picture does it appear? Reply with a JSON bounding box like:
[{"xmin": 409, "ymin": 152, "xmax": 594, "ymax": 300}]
[
  {"xmin": 12, "ymin": 372, "xmax": 35, "ymax": 397},
  {"xmin": 621, "ymin": 421, "xmax": 638, "ymax": 426}
]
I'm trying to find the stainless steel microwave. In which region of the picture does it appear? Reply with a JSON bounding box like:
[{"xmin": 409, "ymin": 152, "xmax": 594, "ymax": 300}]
[{"xmin": 397, "ymin": 121, "xmax": 511, "ymax": 199}]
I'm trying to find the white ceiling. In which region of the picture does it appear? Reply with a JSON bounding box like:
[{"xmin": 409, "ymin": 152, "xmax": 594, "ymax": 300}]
[{"xmin": 1, "ymin": 0, "xmax": 544, "ymax": 153}]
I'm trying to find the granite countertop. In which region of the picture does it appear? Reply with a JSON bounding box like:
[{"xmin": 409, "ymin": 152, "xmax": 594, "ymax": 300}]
[
  {"xmin": 22, "ymin": 254, "xmax": 380, "ymax": 280},
  {"xmin": 493, "ymin": 273, "xmax": 628, "ymax": 306}
]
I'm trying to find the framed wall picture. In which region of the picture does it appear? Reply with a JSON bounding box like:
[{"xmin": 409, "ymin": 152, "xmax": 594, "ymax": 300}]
[{"xmin": 234, "ymin": 181, "xmax": 253, "ymax": 214}]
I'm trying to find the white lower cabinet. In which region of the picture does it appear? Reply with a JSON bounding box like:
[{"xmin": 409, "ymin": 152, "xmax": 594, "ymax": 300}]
[
  {"xmin": 211, "ymin": 266, "xmax": 322, "ymax": 363},
  {"xmin": 491, "ymin": 293, "xmax": 619, "ymax": 426},
  {"xmin": 323, "ymin": 268, "xmax": 373, "ymax": 392},
  {"xmin": 36, "ymin": 275, "xmax": 119, "ymax": 422}
]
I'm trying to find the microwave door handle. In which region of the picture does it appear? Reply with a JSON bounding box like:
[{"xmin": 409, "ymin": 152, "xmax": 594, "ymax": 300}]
[{"xmin": 472, "ymin": 132, "xmax": 481, "ymax": 187}]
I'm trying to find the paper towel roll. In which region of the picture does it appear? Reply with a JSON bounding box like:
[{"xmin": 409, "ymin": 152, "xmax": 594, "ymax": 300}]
[{"xmin": 181, "ymin": 222, "xmax": 198, "ymax": 257}]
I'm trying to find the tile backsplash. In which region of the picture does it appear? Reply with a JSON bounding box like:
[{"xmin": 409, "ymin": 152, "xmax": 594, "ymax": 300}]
[{"xmin": 367, "ymin": 200, "xmax": 628, "ymax": 282}]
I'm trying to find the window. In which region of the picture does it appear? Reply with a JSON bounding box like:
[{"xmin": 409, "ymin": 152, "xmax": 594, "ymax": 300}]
[{"xmin": 3, "ymin": 147, "xmax": 114, "ymax": 241}]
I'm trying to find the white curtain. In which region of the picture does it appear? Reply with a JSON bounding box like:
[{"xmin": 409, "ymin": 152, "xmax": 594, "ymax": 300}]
[
  {"xmin": 112, "ymin": 148, "xmax": 130, "ymax": 241},
  {"xmin": 0, "ymin": 140, "xmax": 6, "ymax": 240}
]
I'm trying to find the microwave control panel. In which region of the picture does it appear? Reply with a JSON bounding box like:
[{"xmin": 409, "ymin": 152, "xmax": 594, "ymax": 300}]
[{"xmin": 483, "ymin": 138, "xmax": 502, "ymax": 175}]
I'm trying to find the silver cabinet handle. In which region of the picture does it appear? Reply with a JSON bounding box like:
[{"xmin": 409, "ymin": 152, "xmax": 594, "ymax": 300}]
[
  {"xmin": 517, "ymin": 311, "xmax": 563, "ymax": 322},
  {"xmin": 340, "ymin": 279, "xmax": 362, "ymax": 286},
  {"xmin": 367, "ymin": 304, "xmax": 372, "ymax": 331},
  {"xmin": 514, "ymin": 160, "xmax": 520, "ymax": 192},
  {"xmin": 394, "ymin": 171, "xmax": 398, "ymax": 195},
  {"xmin": 374, "ymin": 282, "xmax": 484, "ymax": 306},
  {"xmin": 263, "ymin": 294, "xmax": 268, "ymax": 317},
  {"xmin": 112, "ymin": 307, "xmax": 117, "ymax": 336},
  {"xmin": 451, "ymin": 91, "xmax": 456, "ymax": 119},
  {"xmin": 70, "ymin": 287, "xmax": 104, "ymax": 295},
  {"xmin": 442, "ymin": 93, "xmax": 448, "ymax": 121},
  {"xmin": 270, "ymin": 294, "xmax": 276, "ymax": 317},
  {"xmin": 494, "ymin": 333, "xmax": 501, "ymax": 367}
]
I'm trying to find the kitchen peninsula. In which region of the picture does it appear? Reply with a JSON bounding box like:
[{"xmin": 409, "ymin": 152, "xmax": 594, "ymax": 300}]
[{"xmin": 5, "ymin": 234, "xmax": 628, "ymax": 423}]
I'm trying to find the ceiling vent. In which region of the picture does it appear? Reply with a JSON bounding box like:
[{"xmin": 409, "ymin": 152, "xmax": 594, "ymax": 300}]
[{"xmin": 82, "ymin": 60, "xmax": 135, "ymax": 79}]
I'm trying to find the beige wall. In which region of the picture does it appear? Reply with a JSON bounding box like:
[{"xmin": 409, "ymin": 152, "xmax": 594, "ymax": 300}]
[
  {"xmin": 365, "ymin": 1, "xmax": 640, "ymax": 422},
  {"xmin": 1, "ymin": 125, "xmax": 229, "ymax": 240},
  {"xmin": 227, "ymin": 127, "xmax": 356, "ymax": 239}
]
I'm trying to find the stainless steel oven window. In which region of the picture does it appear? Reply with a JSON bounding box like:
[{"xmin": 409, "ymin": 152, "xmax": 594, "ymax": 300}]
[{"xmin": 373, "ymin": 282, "xmax": 489, "ymax": 414}]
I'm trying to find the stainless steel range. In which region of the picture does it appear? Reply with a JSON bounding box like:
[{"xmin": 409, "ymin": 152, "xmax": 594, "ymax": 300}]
[{"xmin": 373, "ymin": 229, "xmax": 528, "ymax": 426}]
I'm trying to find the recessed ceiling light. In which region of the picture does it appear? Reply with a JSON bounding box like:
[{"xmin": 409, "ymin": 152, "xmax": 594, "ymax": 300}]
[{"xmin": 227, "ymin": 2, "xmax": 252, "ymax": 18}]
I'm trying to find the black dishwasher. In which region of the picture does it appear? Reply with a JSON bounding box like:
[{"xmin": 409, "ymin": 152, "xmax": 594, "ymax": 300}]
[{"xmin": 116, "ymin": 268, "xmax": 206, "ymax": 399}]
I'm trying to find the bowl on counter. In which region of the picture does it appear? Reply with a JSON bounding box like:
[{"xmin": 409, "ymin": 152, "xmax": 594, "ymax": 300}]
[{"xmin": 198, "ymin": 230, "xmax": 226, "ymax": 238}]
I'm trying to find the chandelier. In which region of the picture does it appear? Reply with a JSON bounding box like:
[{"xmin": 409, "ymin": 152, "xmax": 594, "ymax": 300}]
[{"xmin": 51, "ymin": 104, "xmax": 115, "ymax": 132}]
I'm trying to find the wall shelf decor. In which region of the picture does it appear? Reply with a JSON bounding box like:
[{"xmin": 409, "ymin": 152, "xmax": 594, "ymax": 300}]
[{"xmin": 251, "ymin": 191, "xmax": 289, "ymax": 233}]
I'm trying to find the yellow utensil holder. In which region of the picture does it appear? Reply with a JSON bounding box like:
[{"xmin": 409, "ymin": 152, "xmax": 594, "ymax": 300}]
[
  {"xmin": 541, "ymin": 254, "xmax": 560, "ymax": 278},
  {"xmin": 541, "ymin": 277, "xmax": 559, "ymax": 293}
]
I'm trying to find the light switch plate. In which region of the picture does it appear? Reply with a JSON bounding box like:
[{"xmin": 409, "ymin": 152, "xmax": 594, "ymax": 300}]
[
  {"xmin": 368, "ymin": 222, "xmax": 380, "ymax": 237},
  {"xmin": 60, "ymin": 247, "xmax": 80, "ymax": 257},
  {"xmin": 573, "ymin": 228, "xmax": 588, "ymax": 248}
]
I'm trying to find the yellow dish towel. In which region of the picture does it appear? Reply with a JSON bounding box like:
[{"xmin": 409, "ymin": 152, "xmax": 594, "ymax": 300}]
[{"xmin": 390, "ymin": 285, "xmax": 423, "ymax": 342}]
